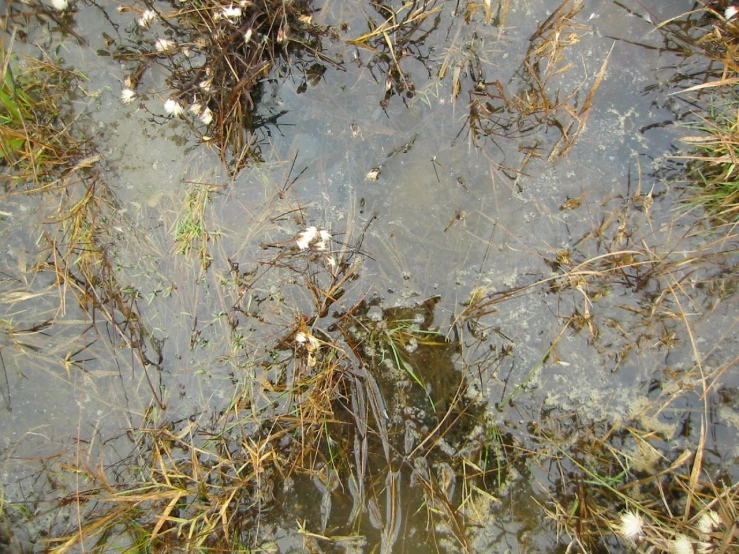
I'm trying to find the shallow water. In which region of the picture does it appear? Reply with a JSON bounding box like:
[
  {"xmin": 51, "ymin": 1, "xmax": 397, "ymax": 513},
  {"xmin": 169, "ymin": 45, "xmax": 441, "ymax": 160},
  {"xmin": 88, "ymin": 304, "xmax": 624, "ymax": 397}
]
[{"xmin": 1, "ymin": 0, "xmax": 737, "ymax": 551}]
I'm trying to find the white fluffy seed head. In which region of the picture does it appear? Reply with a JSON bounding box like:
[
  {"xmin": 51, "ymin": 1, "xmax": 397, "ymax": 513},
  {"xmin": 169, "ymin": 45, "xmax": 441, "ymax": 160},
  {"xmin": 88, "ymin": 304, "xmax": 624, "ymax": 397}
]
[
  {"xmin": 618, "ymin": 511, "xmax": 644, "ymax": 541},
  {"xmin": 366, "ymin": 168, "xmax": 381, "ymax": 181},
  {"xmin": 296, "ymin": 226, "xmax": 318, "ymax": 250},
  {"xmin": 295, "ymin": 332, "xmax": 319, "ymax": 351},
  {"xmin": 671, "ymin": 535, "xmax": 695, "ymax": 554},
  {"xmin": 221, "ymin": 5, "xmax": 242, "ymax": 19},
  {"xmin": 164, "ymin": 98, "xmax": 183, "ymax": 116},
  {"xmin": 697, "ymin": 511, "xmax": 721, "ymax": 535},
  {"xmin": 296, "ymin": 227, "xmax": 331, "ymax": 251},
  {"xmin": 137, "ymin": 9, "xmax": 156, "ymax": 27},
  {"xmin": 154, "ymin": 38, "xmax": 176, "ymax": 53},
  {"xmin": 324, "ymin": 255, "xmax": 336, "ymax": 272},
  {"xmin": 199, "ymin": 108, "xmax": 213, "ymax": 125},
  {"xmin": 51, "ymin": 0, "xmax": 69, "ymax": 11},
  {"xmin": 121, "ymin": 88, "xmax": 136, "ymax": 104}
]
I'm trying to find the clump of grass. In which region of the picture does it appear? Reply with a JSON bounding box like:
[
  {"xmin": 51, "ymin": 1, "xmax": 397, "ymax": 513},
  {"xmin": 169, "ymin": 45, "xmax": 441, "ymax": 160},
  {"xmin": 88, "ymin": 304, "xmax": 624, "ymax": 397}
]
[
  {"xmin": 43, "ymin": 214, "xmax": 513, "ymax": 552},
  {"xmin": 654, "ymin": 6, "xmax": 739, "ymax": 221},
  {"xmin": 0, "ymin": 39, "xmax": 82, "ymax": 181},
  {"xmin": 0, "ymin": 47, "xmax": 34, "ymax": 164},
  {"xmin": 679, "ymin": 96, "xmax": 739, "ymax": 221},
  {"xmin": 111, "ymin": 0, "xmax": 330, "ymax": 174},
  {"xmin": 173, "ymin": 181, "xmax": 224, "ymax": 270},
  {"xmin": 535, "ymin": 416, "xmax": 739, "ymax": 554}
]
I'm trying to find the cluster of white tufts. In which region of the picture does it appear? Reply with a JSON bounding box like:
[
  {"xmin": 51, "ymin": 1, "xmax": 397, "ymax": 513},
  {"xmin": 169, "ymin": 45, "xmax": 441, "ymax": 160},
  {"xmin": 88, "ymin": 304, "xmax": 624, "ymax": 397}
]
[
  {"xmin": 295, "ymin": 226, "xmax": 331, "ymax": 251},
  {"xmin": 616, "ymin": 509, "xmax": 725, "ymax": 554},
  {"xmin": 154, "ymin": 37, "xmax": 176, "ymax": 53},
  {"xmin": 189, "ymin": 103, "xmax": 214, "ymax": 125},
  {"xmin": 164, "ymin": 98, "xmax": 184, "ymax": 116},
  {"xmin": 137, "ymin": 9, "xmax": 156, "ymax": 27},
  {"xmin": 120, "ymin": 7, "xmax": 218, "ymax": 127}
]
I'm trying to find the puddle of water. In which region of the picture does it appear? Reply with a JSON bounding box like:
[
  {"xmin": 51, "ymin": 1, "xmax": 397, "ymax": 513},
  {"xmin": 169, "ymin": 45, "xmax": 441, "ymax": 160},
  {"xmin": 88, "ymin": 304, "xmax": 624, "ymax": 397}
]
[{"xmin": 1, "ymin": 0, "xmax": 737, "ymax": 551}]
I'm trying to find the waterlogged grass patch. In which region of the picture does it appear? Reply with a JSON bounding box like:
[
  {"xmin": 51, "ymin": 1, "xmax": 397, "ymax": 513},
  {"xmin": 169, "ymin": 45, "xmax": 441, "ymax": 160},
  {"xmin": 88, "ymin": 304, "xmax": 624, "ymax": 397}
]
[
  {"xmin": 109, "ymin": 0, "xmax": 331, "ymax": 174},
  {"xmin": 173, "ymin": 181, "xmax": 224, "ymax": 270},
  {"xmin": 658, "ymin": 6, "xmax": 739, "ymax": 221},
  {"xmin": 0, "ymin": 50, "xmax": 33, "ymax": 163},
  {"xmin": 679, "ymin": 96, "xmax": 739, "ymax": 221},
  {"xmin": 0, "ymin": 43, "xmax": 87, "ymax": 184},
  {"xmin": 534, "ymin": 417, "xmax": 739, "ymax": 554}
]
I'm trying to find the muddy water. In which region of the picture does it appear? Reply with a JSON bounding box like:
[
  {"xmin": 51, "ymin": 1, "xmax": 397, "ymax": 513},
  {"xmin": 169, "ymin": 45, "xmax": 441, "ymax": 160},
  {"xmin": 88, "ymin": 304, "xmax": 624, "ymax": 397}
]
[{"xmin": 1, "ymin": 0, "xmax": 737, "ymax": 552}]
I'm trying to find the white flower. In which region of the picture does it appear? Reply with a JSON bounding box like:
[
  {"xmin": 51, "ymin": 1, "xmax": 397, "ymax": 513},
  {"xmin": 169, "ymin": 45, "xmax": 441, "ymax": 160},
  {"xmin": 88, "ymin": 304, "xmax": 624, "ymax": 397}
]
[
  {"xmin": 164, "ymin": 98, "xmax": 184, "ymax": 116},
  {"xmin": 697, "ymin": 511, "xmax": 721, "ymax": 535},
  {"xmin": 296, "ymin": 226, "xmax": 318, "ymax": 250},
  {"xmin": 199, "ymin": 108, "xmax": 213, "ymax": 125},
  {"xmin": 121, "ymin": 88, "xmax": 136, "ymax": 104},
  {"xmin": 137, "ymin": 9, "xmax": 156, "ymax": 27},
  {"xmin": 154, "ymin": 38, "xmax": 176, "ymax": 53},
  {"xmin": 189, "ymin": 103, "xmax": 203, "ymax": 115},
  {"xmin": 670, "ymin": 535, "xmax": 695, "ymax": 554},
  {"xmin": 244, "ymin": 28, "xmax": 253, "ymax": 44},
  {"xmin": 51, "ymin": 0, "xmax": 68, "ymax": 11},
  {"xmin": 221, "ymin": 5, "xmax": 242, "ymax": 19},
  {"xmin": 618, "ymin": 511, "xmax": 644, "ymax": 541},
  {"xmin": 199, "ymin": 79, "xmax": 213, "ymax": 93}
]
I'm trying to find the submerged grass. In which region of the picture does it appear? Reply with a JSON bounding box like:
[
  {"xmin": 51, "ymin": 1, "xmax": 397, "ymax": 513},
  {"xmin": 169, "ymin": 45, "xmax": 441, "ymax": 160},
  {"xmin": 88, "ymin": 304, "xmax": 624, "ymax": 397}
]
[
  {"xmin": 173, "ymin": 181, "xmax": 225, "ymax": 270},
  {"xmin": 454, "ymin": 0, "xmax": 610, "ymax": 171},
  {"xmin": 0, "ymin": 38, "xmax": 167, "ymax": 412},
  {"xmin": 456, "ymin": 171, "xmax": 738, "ymax": 551}
]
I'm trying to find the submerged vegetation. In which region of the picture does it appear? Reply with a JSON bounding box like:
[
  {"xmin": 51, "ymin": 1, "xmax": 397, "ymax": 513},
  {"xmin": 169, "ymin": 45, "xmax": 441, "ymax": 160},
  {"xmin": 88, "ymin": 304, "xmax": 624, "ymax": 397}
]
[
  {"xmin": 110, "ymin": 0, "xmax": 331, "ymax": 173},
  {"xmin": 0, "ymin": 0, "xmax": 738, "ymax": 553}
]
